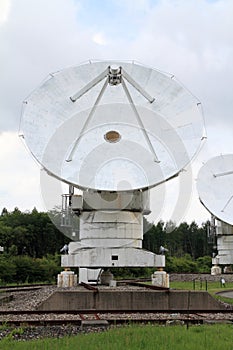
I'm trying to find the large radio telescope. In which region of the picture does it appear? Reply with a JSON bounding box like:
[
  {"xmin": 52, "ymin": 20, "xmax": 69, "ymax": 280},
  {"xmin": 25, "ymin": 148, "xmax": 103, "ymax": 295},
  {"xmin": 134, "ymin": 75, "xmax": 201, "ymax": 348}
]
[
  {"xmin": 197, "ymin": 154, "xmax": 233, "ymax": 268},
  {"xmin": 197, "ymin": 154, "xmax": 233, "ymax": 226},
  {"xmin": 20, "ymin": 60, "xmax": 205, "ymax": 283}
]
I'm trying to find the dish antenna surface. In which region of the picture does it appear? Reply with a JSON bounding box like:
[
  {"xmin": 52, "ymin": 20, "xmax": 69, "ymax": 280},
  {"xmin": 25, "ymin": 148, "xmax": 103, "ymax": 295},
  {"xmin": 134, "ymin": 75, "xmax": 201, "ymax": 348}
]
[
  {"xmin": 197, "ymin": 154, "xmax": 233, "ymax": 225},
  {"xmin": 20, "ymin": 60, "xmax": 205, "ymax": 192}
]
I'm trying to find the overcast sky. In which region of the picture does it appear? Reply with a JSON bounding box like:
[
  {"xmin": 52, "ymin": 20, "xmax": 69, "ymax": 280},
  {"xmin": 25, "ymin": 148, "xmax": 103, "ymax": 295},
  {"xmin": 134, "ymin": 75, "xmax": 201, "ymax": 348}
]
[{"xmin": 0, "ymin": 0, "xmax": 233, "ymax": 225}]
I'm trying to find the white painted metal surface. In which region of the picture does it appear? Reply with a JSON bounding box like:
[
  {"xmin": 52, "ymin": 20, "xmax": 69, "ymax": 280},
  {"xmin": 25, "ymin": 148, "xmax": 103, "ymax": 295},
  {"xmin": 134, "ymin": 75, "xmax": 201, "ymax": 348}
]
[
  {"xmin": 216, "ymin": 220, "xmax": 233, "ymax": 236},
  {"xmin": 81, "ymin": 190, "xmax": 150, "ymax": 213},
  {"xmin": 214, "ymin": 220, "xmax": 233, "ymax": 265},
  {"xmin": 20, "ymin": 60, "xmax": 205, "ymax": 192},
  {"xmin": 69, "ymin": 211, "xmax": 143, "ymax": 249},
  {"xmin": 197, "ymin": 154, "xmax": 233, "ymax": 225},
  {"xmin": 62, "ymin": 247, "xmax": 165, "ymax": 268},
  {"xmin": 78, "ymin": 268, "xmax": 102, "ymax": 284}
]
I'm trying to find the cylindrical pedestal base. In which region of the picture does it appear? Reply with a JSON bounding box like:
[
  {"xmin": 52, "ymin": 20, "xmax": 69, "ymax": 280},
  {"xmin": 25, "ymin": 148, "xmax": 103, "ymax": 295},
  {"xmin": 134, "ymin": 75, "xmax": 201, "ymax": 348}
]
[
  {"xmin": 151, "ymin": 270, "xmax": 169, "ymax": 288},
  {"xmin": 211, "ymin": 265, "xmax": 222, "ymax": 275},
  {"xmin": 100, "ymin": 270, "xmax": 113, "ymax": 285},
  {"xmin": 57, "ymin": 270, "xmax": 77, "ymax": 288}
]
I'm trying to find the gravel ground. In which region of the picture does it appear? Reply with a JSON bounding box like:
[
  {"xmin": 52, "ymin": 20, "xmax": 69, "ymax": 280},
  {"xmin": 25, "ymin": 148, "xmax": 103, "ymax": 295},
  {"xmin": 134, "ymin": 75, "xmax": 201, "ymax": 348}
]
[
  {"xmin": 0, "ymin": 286, "xmax": 110, "ymax": 340},
  {"xmin": 0, "ymin": 285, "xmax": 232, "ymax": 341},
  {"xmin": 0, "ymin": 286, "xmax": 57, "ymax": 311},
  {"xmin": 0, "ymin": 324, "xmax": 110, "ymax": 341}
]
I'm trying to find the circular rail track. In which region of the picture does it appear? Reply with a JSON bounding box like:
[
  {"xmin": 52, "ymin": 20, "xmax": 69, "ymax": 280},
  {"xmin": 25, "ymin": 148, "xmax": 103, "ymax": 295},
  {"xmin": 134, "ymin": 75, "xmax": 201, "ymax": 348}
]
[
  {"xmin": 0, "ymin": 281, "xmax": 232, "ymax": 338},
  {"xmin": 0, "ymin": 309, "xmax": 233, "ymax": 327}
]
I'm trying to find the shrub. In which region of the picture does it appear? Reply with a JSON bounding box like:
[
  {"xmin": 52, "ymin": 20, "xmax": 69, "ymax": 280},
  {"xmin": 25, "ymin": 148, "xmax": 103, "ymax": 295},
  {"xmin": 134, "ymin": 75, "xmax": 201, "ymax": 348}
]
[{"xmin": 0, "ymin": 256, "xmax": 16, "ymax": 283}]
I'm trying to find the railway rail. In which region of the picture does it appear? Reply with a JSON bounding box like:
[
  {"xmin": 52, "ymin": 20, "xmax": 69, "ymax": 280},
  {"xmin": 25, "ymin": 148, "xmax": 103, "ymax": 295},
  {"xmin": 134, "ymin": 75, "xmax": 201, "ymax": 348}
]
[
  {"xmin": 0, "ymin": 309, "xmax": 232, "ymax": 327},
  {"xmin": 0, "ymin": 283, "xmax": 53, "ymax": 292}
]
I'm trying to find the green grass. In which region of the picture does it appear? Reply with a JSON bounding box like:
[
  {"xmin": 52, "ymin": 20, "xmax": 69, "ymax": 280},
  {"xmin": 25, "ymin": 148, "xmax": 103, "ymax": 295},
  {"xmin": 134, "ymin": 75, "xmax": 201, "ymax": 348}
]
[
  {"xmin": 170, "ymin": 281, "xmax": 233, "ymax": 305},
  {"xmin": 170, "ymin": 280, "xmax": 233, "ymax": 290},
  {"xmin": 0, "ymin": 324, "xmax": 232, "ymax": 350}
]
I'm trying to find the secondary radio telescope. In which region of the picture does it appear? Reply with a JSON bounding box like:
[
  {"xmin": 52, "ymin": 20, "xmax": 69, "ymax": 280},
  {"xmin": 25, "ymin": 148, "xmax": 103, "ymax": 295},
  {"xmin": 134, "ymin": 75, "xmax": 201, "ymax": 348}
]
[
  {"xmin": 197, "ymin": 154, "xmax": 233, "ymax": 272},
  {"xmin": 20, "ymin": 60, "xmax": 205, "ymax": 284}
]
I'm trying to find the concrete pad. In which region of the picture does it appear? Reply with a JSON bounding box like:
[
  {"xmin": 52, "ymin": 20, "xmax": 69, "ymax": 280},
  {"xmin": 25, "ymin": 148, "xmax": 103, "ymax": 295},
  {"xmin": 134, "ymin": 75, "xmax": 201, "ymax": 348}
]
[{"xmin": 37, "ymin": 289, "xmax": 225, "ymax": 311}]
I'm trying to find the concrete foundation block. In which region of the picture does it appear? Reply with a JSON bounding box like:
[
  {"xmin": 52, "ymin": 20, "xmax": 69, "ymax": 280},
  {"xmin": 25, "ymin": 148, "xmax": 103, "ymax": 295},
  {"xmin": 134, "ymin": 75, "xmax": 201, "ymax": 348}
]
[{"xmin": 37, "ymin": 290, "xmax": 225, "ymax": 311}]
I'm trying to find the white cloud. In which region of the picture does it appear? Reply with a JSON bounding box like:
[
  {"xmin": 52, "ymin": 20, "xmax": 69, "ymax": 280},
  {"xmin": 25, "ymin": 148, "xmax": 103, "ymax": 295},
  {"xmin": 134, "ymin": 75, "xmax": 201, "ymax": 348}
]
[
  {"xmin": 0, "ymin": 132, "xmax": 44, "ymax": 211},
  {"xmin": 0, "ymin": 0, "xmax": 233, "ymax": 224},
  {"xmin": 92, "ymin": 32, "xmax": 107, "ymax": 46},
  {"xmin": 0, "ymin": 0, "xmax": 11, "ymax": 24}
]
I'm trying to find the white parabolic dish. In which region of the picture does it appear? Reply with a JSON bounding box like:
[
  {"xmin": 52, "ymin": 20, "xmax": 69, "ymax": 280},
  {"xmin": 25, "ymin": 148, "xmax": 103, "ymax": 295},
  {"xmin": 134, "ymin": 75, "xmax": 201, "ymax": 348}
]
[
  {"xmin": 197, "ymin": 154, "xmax": 233, "ymax": 225},
  {"xmin": 20, "ymin": 60, "xmax": 205, "ymax": 191}
]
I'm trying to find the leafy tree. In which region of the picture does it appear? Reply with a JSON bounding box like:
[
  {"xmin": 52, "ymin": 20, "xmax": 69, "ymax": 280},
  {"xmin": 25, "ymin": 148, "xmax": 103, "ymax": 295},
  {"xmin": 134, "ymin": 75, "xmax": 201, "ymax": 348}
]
[
  {"xmin": 0, "ymin": 255, "xmax": 16, "ymax": 283},
  {"xmin": 143, "ymin": 220, "xmax": 165, "ymax": 253},
  {"xmin": 0, "ymin": 208, "xmax": 69, "ymax": 258},
  {"xmin": 1, "ymin": 208, "xmax": 8, "ymax": 216},
  {"xmin": 196, "ymin": 255, "xmax": 212, "ymax": 273}
]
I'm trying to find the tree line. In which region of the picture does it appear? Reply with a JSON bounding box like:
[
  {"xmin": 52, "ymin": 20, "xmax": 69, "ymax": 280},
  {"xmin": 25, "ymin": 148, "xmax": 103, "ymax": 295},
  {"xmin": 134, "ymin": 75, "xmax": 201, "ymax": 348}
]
[
  {"xmin": 143, "ymin": 219, "xmax": 211, "ymax": 259},
  {"xmin": 0, "ymin": 207, "xmax": 213, "ymax": 283},
  {"xmin": 0, "ymin": 207, "xmax": 68, "ymax": 257}
]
